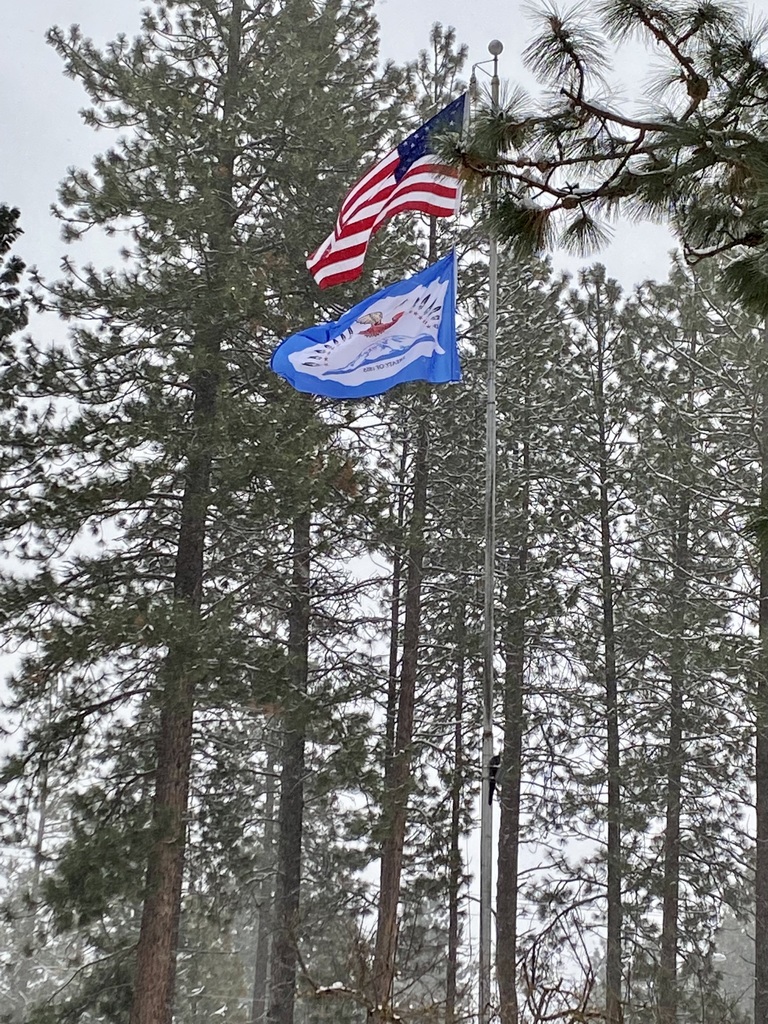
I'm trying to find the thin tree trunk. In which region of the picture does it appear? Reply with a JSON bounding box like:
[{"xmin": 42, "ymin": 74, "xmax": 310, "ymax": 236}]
[
  {"xmin": 657, "ymin": 332, "xmax": 695, "ymax": 1024},
  {"xmin": 268, "ymin": 511, "xmax": 311, "ymax": 1024},
  {"xmin": 595, "ymin": 295, "xmax": 622, "ymax": 1024},
  {"xmin": 601, "ymin": 475, "xmax": 622, "ymax": 1024},
  {"xmin": 251, "ymin": 736, "xmax": 277, "ymax": 1024},
  {"xmin": 129, "ymin": 5, "xmax": 242, "ymax": 1022},
  {"xmin": 372, "ymin": 405, "xmax": 429, "ymax": 1022},
  {"xmin": 446, "ymin": 605, "xmax": 466, "ymax": 1024},
  {"xmin": 658, "ymin": 628, "xmax": 684, "ymax": 1024},
  {"xmin": 496, "ymin": 437, "xmax": 529, "ymax": 1024},
  {"xmin": 755, "ymin": 321, "xmax": 768, "ymax": 1024},
  {"xmin": 386, "ymin": 417, "xmax": 409, "ymax": 763},
  {"xmin": 14, "ymin": 759, "xmax": 48, "ymax": 1023}
]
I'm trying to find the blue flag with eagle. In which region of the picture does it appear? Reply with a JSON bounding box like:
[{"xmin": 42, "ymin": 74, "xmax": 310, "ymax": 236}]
[{"xmin": 270, "ymin": 252, "xmax": 459, "ymax": 399}]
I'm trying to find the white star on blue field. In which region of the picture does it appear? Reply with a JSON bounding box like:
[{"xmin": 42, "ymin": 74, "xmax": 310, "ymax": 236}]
[{"xmin": 395, "ymin": 94, "xmax": 466, "ymax": 181}]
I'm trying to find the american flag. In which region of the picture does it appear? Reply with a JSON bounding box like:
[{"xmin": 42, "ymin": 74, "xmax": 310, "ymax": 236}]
[{"xmin": 307, "ymin": 95, "xmax": 466, "ymax": 290}]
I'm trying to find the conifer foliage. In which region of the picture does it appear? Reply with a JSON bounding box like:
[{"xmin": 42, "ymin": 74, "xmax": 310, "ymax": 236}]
[
  {"xmin": 0, "ymin": 2, "xmax": 406, "ymax": 1022},
  {"xmin": 0, "ymin": 206, "xmax": 27, "ymax": 343},
  {"xmin": 460, "ymin": 0, "xmax": 768, "ymax": 315}
]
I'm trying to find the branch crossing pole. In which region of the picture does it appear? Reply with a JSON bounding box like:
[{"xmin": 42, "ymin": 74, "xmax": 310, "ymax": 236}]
[{"xmin": 479, "ymin": 37, "xmax": 502, "ymax": 1024}]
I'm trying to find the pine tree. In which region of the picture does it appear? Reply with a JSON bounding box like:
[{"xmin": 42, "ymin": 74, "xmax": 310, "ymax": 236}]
[
  {"xmin": 576, "ymin": 268, "xmax": 626, "ymax": 1024},
  {"xmin": 621, "ymin": 267, "xmax": 752, "ymax": 1024},
  {"xmin": 485, "ymin": 253, "xmax": 575, "ymax": 1024},
  {"xmin": 648, "ymin": 263, "xmax": 768, "ymax": 1024},
  {"xmin": 0, "ymin": 2, "xmax": 408, "ymax": 1021},
  {"xmin": 459, "ymin": 0, "xmax": 768, "ymax": 315},
  {"xmin": 537, "ymin": 266, "xmax": 641, "ymax": 1023}
]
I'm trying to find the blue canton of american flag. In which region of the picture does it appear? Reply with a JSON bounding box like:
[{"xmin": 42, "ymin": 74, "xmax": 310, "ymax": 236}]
[
  {"xmin": 307, "ymin": 95, "xmax": 466, "ymax": 290},
  {"xmin": 395, "ymin": 95, "xmax": 465, "ymax": 180}
]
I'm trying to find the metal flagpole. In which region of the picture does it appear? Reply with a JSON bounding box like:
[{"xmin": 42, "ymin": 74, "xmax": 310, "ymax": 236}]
[{"xmin": 479, "ymin": 37, "xmax": 502, "ymax": 1024}]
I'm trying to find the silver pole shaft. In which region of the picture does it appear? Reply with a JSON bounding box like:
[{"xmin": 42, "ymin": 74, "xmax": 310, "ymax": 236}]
[{"xmin": 479, "ymin": 43, "xmax": 501, "ymax": 1024}]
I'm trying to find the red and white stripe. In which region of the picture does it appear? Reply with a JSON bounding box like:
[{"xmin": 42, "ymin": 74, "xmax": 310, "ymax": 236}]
[{"xmin": 307, "ymin": 151, "xmax": 462, "ymax": 290}]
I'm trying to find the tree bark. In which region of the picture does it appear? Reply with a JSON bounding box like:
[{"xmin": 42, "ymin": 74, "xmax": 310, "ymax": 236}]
[
  {"xmin": 371, "ymin": 404, "xmax": 429, "ymax": 1022},
  {"xmin": 657, "ymin": 331, "xmax": 695, "ymax": 1024},
  {"xmin": 129, "ymin": 7, "xmax": 242, "ymax": 1021},
  {"xmin": 658, "ymin": 622, "xmax": 684, "ymax": 1024},
  {"xmin": 386, "ymin": 417, "xmax": 409, "ymax": 764},
  {"xmin": 446, "ymin": 605, "xmax": 466, "ymax": 1024},
  {"xmin": 13, "ymin": 759, "xmax": 48, "ymax": 1023},
  {"xmin": 251, "ymin": 735, "xmax": 277, "ymax": 1024},
  {"xmin": 129, "ymin": 334, "xmax": 220, "ymax": 1024},
  {"xmin": 657, "ymin": 591, "xmax": 685, "ymax": 1024},
  {"xmin": 595, "ymin": 291, "xmax": 623, "ymax": 1024},
  {"xmin": 268, "ymin": 511, "xmax": 311, "ymax": 1024},
  {"xmin": 496, "ymin": 437, "xmax": 529, "ymax": 1024},
  {"xmin": 756, "ymin": 321, "xmax": 768, "ymax": 1024}
]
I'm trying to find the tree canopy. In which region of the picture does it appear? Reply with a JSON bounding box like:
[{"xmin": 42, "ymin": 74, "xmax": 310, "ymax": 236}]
[{"xmin": 460, "ymin": 0, "xmax": 768, "ymax": 311}]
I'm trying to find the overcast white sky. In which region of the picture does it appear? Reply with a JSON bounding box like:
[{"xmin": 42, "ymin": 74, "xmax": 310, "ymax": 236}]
[{"xmin": 3, "ymin": 0, "xmax": 765, "ymax": 293}]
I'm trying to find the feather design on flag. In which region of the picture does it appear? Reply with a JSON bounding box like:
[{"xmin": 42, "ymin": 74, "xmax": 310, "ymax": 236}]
[
  {"xmin": 307, "ymin": 96, "xmax": 466, "ymax": 290},
  {"xmin": 271, "ymin": 252, "xmax": 459, "ymax": 399}
]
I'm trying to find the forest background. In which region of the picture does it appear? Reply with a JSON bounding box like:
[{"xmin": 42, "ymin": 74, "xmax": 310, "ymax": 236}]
[{"xmin": 1, "ymin": 2, "xmax": 767, "ymax": 1024}]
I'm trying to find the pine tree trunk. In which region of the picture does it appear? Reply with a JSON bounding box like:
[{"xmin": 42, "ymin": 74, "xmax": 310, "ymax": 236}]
[
  {"xmin": 496, "ymin": 610, "xmax": 524, "ymax": 1024},
  {"xmin": 129, "ymin": 6, "xmax": 242, "ymax": 1022},
  {"xmin": 129, "ymin": 338, "xmax": 220, "ymax": 1024},
  {"xmin": 756, "ymin": 321, "xmax": 768, "ymax": 1024},
  {"xmin": 268, "ymin": 511, "xmax": 311, "ymax": 1024},
  {"xmin": 658, "ymin": 649, "xmax": 684, "ymax": 1024},
  {"xmin": 446, "ymin": 605, "xmax": 466, "ymax": 1024},
  {"xmin": 372, "ymin": 405, "xmax": 429, "ymax": 1022},
  {"xmin": 251, "ymin": 736, "xmax": 277, "ymax": 1024},
  {"xmin": 596, "ymin": 301, "xmax": 622, "ymax": 1024},
  {"xmin": 386, "ymin": 419, "xmax": 409, "ymax": 762},
  {"xmin": 602, "ymin": 478, "xmax": 622, "ymax": 1024},
  {"xmin": 496, "ymin": 438, "xmax": 530, "ymax": 1024},
  {"xmin": 14, "ymin": 759, "xmax": 48, "ymax": 1023},
  {"xmin": 657, "ymin": 332, "xmax": 695, "ymax": 1024}
]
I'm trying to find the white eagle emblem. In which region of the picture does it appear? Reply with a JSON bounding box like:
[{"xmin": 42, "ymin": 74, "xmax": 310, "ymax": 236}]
[{"xmin": 288, "ymin": 274, "xmax": 449, "ymax": 385}]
